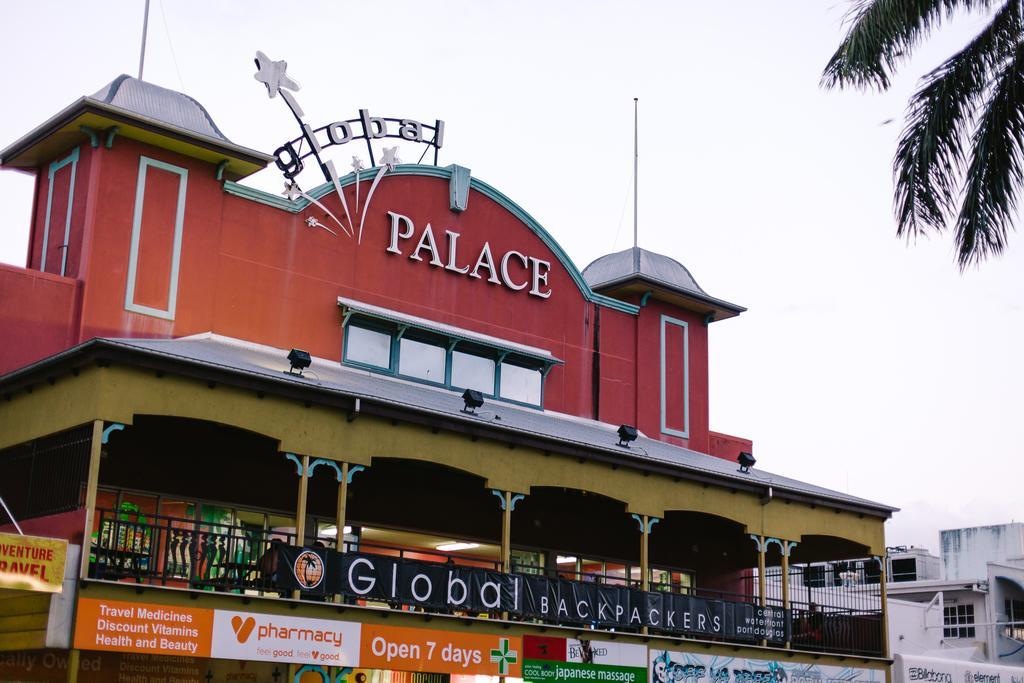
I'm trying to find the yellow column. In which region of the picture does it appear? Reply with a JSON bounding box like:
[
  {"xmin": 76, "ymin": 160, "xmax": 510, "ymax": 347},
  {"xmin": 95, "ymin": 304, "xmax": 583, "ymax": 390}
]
[
  {"xmin": 757, "ymin": 536, "xmax": 766, "ymax": 607},
  {"xmin": 336, "ymin": 462, "xmax": 349, "ymax": 552},
  {"xmin": 640, "ymin": 515, "xmax": 650, "ymax": 635},
  {"xmin": 292, "ymin": 454, "xmax": 310, "ymax": 600},
  {"xmin": 66, "ymin": 649, "xmax": 80, "ymax": 683},
  {"xmin": 879, "ymin": 555, "xmax": 890, "ymax": 658},
  {"xmin": 332, "ymin": 462, "xmax": 350, "ymax": 605},
  {"xmin": 79, "ymin": 420, "xmax": 103, "ymax": 578},
  {"xmin": 757, "ymin": 536, "xmax": 767, "ymax": 647},
  {"xmin": 782, "ymin": 542, "xmax": 791, "ymax": 649},
  {"xmin": 640, "ymin": 515, "xmax": 650, "ymax": 591},
  {"xmin": 501, "ymin": 491, "xmax": 512, "ymax": 573}
]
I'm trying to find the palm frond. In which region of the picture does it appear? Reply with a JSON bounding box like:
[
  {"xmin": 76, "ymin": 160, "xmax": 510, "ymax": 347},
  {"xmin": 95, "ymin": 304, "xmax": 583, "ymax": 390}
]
[
  {"xmin": 822, "ymin": 0, "xmax": 995, "ymax": 90},
  {"xmin": 955, "ymin": 39, "xmax": 1024, "ymax": 266},
  {"xmin": 894, "ymin": 0, "xmax": 1022, "ymax": 238}
]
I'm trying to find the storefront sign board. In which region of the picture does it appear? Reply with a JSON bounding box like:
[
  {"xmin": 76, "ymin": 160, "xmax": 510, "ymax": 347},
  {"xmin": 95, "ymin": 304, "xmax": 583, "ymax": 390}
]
[
  {"xmin": 649, "ymin": 647, "xmax": 886, "ymax": 683},
  {"xmin": 210, "ymin": 609, "xmax": 361, "ymax": 667},
  {"xmin": 523, "ymin": 635, "xmax": 646, "ymax": 683},
  {"xmin": 0, "ymin": 532, "xmax": 67, "ymax": 593},
  {"xmin": 360, "ymin": 624, "xmax": 521, "ymax": 677}
]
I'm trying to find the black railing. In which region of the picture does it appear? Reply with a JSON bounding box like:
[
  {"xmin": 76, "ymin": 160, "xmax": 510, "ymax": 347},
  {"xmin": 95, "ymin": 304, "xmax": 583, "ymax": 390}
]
[
  {"xmin": 87, "ymin": 510, "xmax": 883, "ymax": 657},
  {"xmin": 90, "ymin": 508, "xmax": 295, "ymax": 592}
]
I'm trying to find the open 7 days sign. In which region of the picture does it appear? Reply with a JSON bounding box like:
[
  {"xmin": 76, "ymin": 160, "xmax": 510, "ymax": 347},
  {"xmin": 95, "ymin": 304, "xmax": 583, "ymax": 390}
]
[{"xmin": 72, "ymin": 597, "xmax": 520, "ymax": 675}]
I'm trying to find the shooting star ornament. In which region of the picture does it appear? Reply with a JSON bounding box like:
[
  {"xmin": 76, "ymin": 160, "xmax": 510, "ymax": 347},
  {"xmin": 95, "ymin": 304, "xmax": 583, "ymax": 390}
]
[
  {"xmin": 352, "ymin": 156, "xmax": 366, "ymax": 213},
  {"xmin": 254, "ymin": 51, "xmax": 354, "ymax": 237},
  {"xmin": 357, "ymin": 146, "xmax": 400, "ymax": 244},
  {"xmin": 305, "ymin": 215, "xmax": 338, "ymax": 236}
]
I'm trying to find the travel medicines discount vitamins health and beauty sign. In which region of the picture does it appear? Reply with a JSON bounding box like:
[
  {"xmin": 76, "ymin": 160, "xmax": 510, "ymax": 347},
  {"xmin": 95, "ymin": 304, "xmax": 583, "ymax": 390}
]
[
  {"xmin": 523, "ymin": 636, "xmax": 647, "ymax": 683},
  {"xmin": 73, "ymin": 597, "xmax": 520, "ymax": 676}
]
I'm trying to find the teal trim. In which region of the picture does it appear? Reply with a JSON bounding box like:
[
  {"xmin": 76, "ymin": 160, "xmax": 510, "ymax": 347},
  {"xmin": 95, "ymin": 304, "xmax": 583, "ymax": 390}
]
[
  {"xmin": 223, "ymin": 166, "xmax": 640, "ymax": 315},
  {"xmin": 79, "ymin": 126, "xmax": 100, "ymax": 148},
  {"xmin": 346, "ymin": 465, "xmax": 366, "ymax": 484},
  {"xmin": 294, "ymin": 666, "xmax": 328, "ymax": 683},
  {"xmin": 104, "ymin": 126, "xmax": 119, "ymax": 150},
  {"xmin": 307, "ymin": 458, "xmax": 343, "ymax": 481},
  {"xmin": 284, "ymin": 453, "xmax": 303, "ymax": 476},
  {"xmin": 748, "ymin": 534, "xmax": 765, "ymax": 553},
  {"xmin": 626, "ymin": 516, "xmax": 659, "ymax": 536},
  {"xmin": 491, "ymin": 489, "xmax": 507, "ymax": 510},
  {"xmin": 124, "ymin": 156, "xmax": 188, "ymax": 320},
  {"xmin": 215, "ymin": 159, "xmax": 230, "ymax": 181},
  {"xmin": 659, "ymin": 314, "xmax": 690, "ymax": 439},
  {"xmin": 640, "ymin": 291, "xmax": 653, "ymax": 307},
  {"xmin": 448, "ymin": 164, "xmax": 471, "ymax": 212},
  {"xmin": 509, "ymin": 493, "xmax": 525, "ymax": 511},
  {"xmin": 101, "ymin": 422, "xmax": 125, "ymax": 444},
  {"xmin": 41, "ymin": 147, "xmax": 80, "ymax": 276}
]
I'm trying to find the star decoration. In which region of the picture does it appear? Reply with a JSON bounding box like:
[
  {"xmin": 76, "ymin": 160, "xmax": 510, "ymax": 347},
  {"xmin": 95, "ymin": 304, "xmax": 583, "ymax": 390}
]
[
  {"xmin": 379, "ymin": 146, "xmax": 401, "ymax": 170},
  {"xmin": 254, "ymin": 50, "xmax": 300, "ymax": 99},
  {"xmin": 351, "ymin": 156, "xmax": 365, "ymax": 173},
  {"xmin": 282, "ymin": 181, "xmax": 302, "ymax": 201},
  {"xmin": 305, "ymin": 216, "xmax": 318, "ymax": 227}
]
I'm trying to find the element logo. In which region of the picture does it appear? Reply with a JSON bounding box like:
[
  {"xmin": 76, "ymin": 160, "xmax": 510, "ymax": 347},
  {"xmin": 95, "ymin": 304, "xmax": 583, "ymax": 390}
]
[
  {"xmin": 293, "ymin": 550, "xmax": 325, "ymax": 590},
  {"xmin": 231, "ymin": 615, "xmax": 256, "ymax": 643},
  {"xmin": 490, "ymin": 638, "xmax": 518, "ymax": 675}
]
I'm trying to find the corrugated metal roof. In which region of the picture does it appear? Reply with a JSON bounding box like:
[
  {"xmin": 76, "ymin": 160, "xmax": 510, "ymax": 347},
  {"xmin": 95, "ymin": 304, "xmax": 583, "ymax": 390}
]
[
  {"xmin": 90, "ymin": 74, "xmax": 231, "ymax": 143},
  {"xmin": 73, "ymin": 333, "xmax": 895, "ymax": 515},
  {"xmin": 584, "ymin": 247, "xmax": 707, "ymax": 296}
]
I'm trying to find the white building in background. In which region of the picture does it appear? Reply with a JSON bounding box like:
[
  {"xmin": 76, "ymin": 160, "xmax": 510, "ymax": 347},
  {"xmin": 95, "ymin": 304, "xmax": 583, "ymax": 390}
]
[{"xmin": 886, "ymin": 523, "xmax": 1024, "ymax": 668}]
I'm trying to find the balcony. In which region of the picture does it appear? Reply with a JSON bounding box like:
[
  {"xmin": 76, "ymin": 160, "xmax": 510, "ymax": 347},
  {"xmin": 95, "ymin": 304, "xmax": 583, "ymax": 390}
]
[{"xmin": 2, "ymin": 417, "xmax": 886, "ymax": 659}]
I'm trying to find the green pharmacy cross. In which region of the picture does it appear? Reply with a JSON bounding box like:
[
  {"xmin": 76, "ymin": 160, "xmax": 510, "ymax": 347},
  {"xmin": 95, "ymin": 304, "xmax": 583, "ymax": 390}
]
[{"xmin": 490, "ymin": 638, "xmax": 518, "ymax": 675}]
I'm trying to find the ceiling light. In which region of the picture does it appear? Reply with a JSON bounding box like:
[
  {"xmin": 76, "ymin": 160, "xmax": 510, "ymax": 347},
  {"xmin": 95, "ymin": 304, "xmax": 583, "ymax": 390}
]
[
  {"xmin": 319, "ymin": 525, "xmax": 352, "ymax": 537},
  {"xmin": 556, "ymin": 555, "xmax": 578, "ymax": 564},
  {"xmin": 436, "ymin": 542, "xmax": 480, "ymax": 552}
]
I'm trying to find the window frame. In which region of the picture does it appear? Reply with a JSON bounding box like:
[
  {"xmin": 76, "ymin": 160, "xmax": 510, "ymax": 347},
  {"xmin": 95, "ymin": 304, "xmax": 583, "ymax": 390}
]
[
  {"xmin": 341, "ymin": 314, "xmax": 551, "ymax": 408},
  {"xmin": 943, "ymin": 603, "xmax": 976, "ymax": 639}
]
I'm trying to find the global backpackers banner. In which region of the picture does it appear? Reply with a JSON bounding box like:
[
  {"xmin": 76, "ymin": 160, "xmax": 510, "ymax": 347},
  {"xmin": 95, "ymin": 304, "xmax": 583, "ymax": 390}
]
[
  {"xmin": 276, "ymin": 547, "xmax": 790, "ymax": 643},
  {"xmin": 523, "ymin": 635, "xmax": 647, "ymax": 683},
  {"xmin": 649, "ymin": 647, "xmax": 886, "ymax": 683}
]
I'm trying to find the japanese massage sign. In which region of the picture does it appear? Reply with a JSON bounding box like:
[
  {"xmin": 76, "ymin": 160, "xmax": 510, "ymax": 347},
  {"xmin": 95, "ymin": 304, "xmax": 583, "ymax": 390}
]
[
  {"xmin": 73, "ymin": 597, "xmax": 521, "ymax": 675},
  {"xmin": 0, "ymin": 532, "xmax": 67, "ymax": 592},
  {"xmin": 522, "ymin": 636, "xmax": 647, "ymax": 683}
]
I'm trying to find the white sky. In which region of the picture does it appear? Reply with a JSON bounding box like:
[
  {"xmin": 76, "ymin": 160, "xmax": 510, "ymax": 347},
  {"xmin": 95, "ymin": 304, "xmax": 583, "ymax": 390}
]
[{"xmin": 1, "ymin": 2, "xmax": 1020, "ymax": 554}]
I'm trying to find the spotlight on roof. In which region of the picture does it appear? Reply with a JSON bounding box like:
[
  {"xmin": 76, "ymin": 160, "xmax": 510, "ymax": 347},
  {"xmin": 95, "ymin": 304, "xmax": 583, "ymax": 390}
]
[
  {"xmin": 737, "ymin": 451, "xmax": 756, "ymax": 474},
  {"xmin": 287, "ymin": 348, "xmax": 312, "ymax": 376},
  {"xmin": 617, "ymin": 424, "xmax": 638, "ymax": 448},
  {"xmin": 461, "ymin": 389, "xmax": 485, "ymax": 414}
]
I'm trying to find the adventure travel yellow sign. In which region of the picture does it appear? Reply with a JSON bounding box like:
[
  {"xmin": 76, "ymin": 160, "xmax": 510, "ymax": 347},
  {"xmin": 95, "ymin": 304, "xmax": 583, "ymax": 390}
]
[{"xmin": 0, "ymin": 532, "xmax": 67, "ymax": 593}]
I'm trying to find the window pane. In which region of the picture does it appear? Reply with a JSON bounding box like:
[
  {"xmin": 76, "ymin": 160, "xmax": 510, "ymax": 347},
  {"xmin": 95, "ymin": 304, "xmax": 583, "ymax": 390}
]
[
  {"xmin": 451, "ymin": 351, "xmax": 495, "ymax": 394},
  {"xmin": 346, "ymin": 326, "xmax": 391, "ymax": 368},
  {"xmin": 500, "ymin": 363, "xmax": 542, "ymax": 404},
  {"xmin": 398, "ymin": 338, "xmax": 446, "ymax": 382}
]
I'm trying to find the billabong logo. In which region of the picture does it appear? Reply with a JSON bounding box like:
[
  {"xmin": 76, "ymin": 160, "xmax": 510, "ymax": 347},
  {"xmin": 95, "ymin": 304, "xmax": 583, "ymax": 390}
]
[
  {"xmin": 490, "ymin": 638, "xmax": 518, "ymax": 675},
  {"xmin": 231, "ymin": 615, "xmax": 256, "ymax": 643},
  {"xmin": 293, "ymin": 550, "xmax": 325, "ymax": 590}
]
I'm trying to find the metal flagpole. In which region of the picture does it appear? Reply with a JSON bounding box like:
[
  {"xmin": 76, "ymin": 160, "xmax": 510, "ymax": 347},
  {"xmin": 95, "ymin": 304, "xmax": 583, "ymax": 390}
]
[
  {"xmin": 633, "ymin": 97, "xmax": 638, "ymax": 249},
  {"xmin": 0, "ymin": 494, "xmax": 24, "ymax": 535},
  {"xmin": 138, "ymin": 0, "xmax": 151, "ymax": 80}
]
